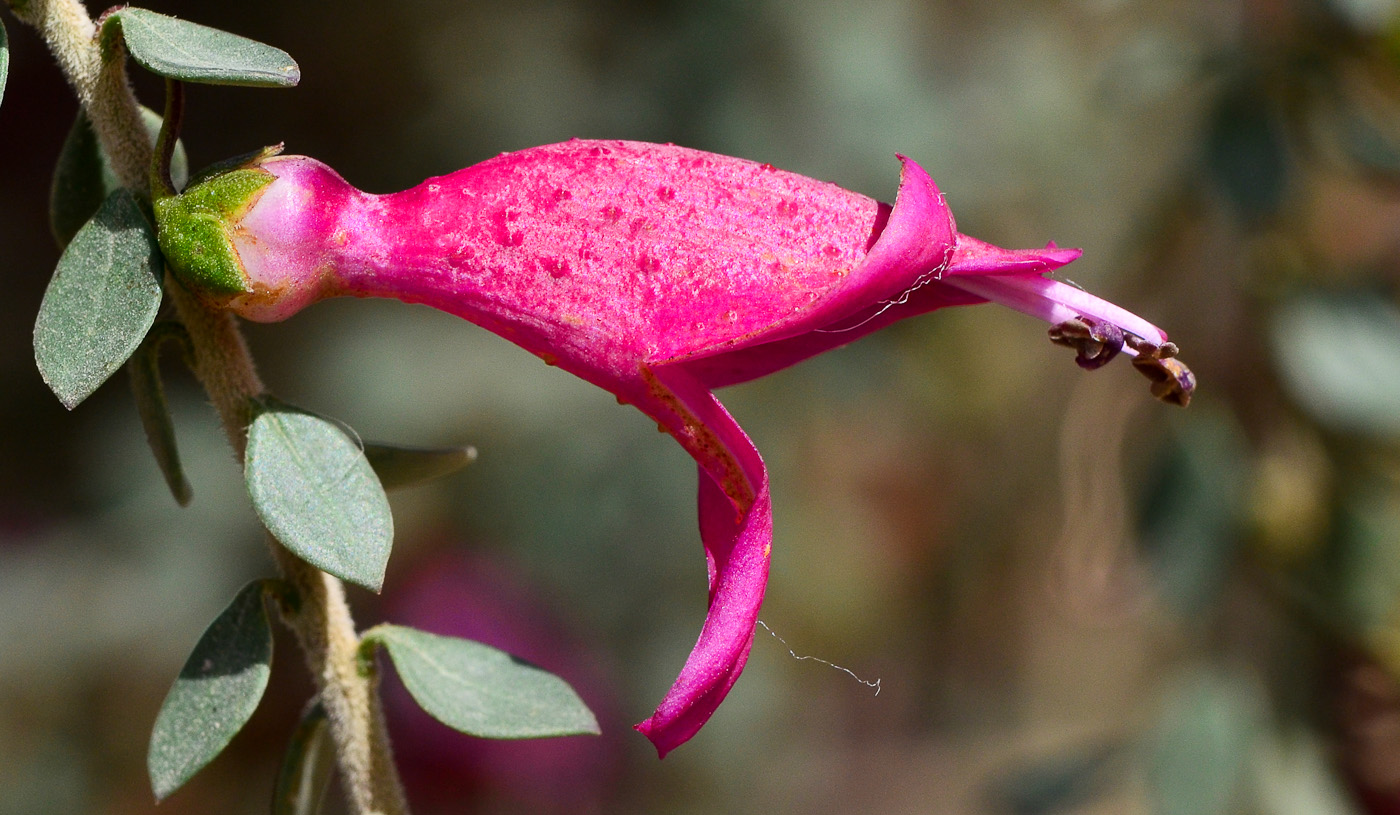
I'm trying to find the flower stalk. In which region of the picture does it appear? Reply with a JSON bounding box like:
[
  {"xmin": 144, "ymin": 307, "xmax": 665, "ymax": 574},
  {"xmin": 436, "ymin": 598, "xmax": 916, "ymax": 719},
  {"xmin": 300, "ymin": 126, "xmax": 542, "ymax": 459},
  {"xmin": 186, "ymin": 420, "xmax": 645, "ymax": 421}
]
[{"xmin": 7, "ymin": 1, "xmax": 408, "ymax": 810}]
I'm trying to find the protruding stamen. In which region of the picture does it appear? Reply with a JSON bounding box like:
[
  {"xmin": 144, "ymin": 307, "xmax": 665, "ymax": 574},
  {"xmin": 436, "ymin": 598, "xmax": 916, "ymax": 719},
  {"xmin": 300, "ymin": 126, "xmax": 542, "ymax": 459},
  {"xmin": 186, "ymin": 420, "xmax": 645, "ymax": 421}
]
[
  {"xmin": 1049, "ymin": 317, "xmax": 1195, "ymax": 406},
  {"xmin": 1126, "ymin": 334, "xmax": 1179, "ymax": 360},
  {"xmin": 1049, "ymin": 316, "xmax": 1124, "ymax": 370},
  {"xmin": 1132, "ymin": 355, "xmax": 1196, "ymax": 407}
]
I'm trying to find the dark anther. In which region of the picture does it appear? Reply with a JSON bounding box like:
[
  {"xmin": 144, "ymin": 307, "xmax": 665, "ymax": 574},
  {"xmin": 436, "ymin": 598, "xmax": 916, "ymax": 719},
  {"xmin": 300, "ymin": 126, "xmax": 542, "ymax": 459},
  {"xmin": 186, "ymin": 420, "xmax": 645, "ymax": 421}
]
[
  {"xmin": 1048, "ymin": 316, "xmax": 1124, "ymax": 370},
  {"xmin": 1132, "ymin": 355, "xmax": 1196, "ymax": 407},
  {"xmin": 1125, "ymin": 334, "xmax": 1179, "ymax": 360}
]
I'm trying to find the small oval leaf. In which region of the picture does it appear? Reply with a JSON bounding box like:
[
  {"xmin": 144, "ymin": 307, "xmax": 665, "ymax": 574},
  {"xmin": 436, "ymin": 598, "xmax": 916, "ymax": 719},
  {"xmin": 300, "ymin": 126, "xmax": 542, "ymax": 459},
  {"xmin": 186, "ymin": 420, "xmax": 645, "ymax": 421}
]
[
  {"xmin": 245, "ymin": 401, "xmax": 393, "ymax": 591},
  {"xmin": 129, "ymin": 323, "xmax": 193, "ymax": 506},
  {"xmin": 364, "ymin": 442, "xmax": 477, "ymax": 491},
  {"xmin": 113, "ymin": 9, "xmax": 300, "ymax": 87},
  {"xmin": 34, "ymin": 189, "xmax": 163, "ymax": 409},
  {"xmin": 51, "ymin": 106, "xmax": 188, "ymax": 248},
  {"xmin": 272, "ymin": 702, "xmax": 335, "ymax": 815},
  {"xmin": 374, "ymin": 625, "xmax": 600, "ymax": 739},
  {"xmin": 148, "ymin": 580, "xmax": 275, "ymax": 801}
]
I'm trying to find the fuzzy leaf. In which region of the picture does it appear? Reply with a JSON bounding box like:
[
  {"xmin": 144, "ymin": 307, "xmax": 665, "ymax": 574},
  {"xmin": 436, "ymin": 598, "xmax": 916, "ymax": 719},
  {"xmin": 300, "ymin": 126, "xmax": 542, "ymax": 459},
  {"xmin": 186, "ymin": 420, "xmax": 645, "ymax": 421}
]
[
  {"xmin": 51, "ymin": 106, "xmax": 188, "ymax": 247},
  {"xmin": 373, "ymin": 625, "xmax": 599, "ymax": 739},
  {"xmin": 364, "ymin": 442, "xmax": 477, "ymax": 491},
  {"xmin": 34, "ymin": 189, "xmax": 163, "ymax": 409},
  {"xmin": 129, "ymin": 323, "xmax": 193, "ymax": 505},
  {"xmin": 148, "ymin": 581, "xmax": 274, "ymax": 801},
  {"xmin": 272, "ymin": 702, "xmax": 335, "ymax": 815},
  {"xmin": 113, "ymin": 9, "xmax": 299, "ymax": 87},
  {"xmin": 245, "ymin": 400, "xmax": 393, "ymax": 591}
]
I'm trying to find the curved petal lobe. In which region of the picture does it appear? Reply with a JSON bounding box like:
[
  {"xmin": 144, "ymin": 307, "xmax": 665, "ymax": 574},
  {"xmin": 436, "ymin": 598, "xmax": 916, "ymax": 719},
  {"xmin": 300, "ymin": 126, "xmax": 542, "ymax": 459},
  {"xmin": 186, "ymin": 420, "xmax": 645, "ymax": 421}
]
[{"xmin": 633, "ymin": 364, "xmax": 772, "ymax": 757}]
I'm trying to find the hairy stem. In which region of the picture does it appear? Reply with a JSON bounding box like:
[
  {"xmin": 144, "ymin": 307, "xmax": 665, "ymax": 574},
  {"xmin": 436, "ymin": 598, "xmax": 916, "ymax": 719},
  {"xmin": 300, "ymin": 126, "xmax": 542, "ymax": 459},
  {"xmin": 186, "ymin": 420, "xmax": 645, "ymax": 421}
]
[
  {"xmin": 8, "ymin": 0, "xmax": 148, "ymax": 188},
  {"xmin": 9, "ymin": 1, "xmax": 408, "ymax": 811},
  {"xmin": 168, "ymin": 281, "xmax": 408, "ymax": 815}
]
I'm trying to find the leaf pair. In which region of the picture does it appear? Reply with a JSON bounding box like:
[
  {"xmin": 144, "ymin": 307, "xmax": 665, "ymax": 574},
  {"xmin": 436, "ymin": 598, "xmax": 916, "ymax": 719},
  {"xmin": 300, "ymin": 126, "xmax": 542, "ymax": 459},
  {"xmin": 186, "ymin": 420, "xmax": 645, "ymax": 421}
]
[{"xmin": 150, "ymin": 583, "xmax": 599, "ymax": 803}]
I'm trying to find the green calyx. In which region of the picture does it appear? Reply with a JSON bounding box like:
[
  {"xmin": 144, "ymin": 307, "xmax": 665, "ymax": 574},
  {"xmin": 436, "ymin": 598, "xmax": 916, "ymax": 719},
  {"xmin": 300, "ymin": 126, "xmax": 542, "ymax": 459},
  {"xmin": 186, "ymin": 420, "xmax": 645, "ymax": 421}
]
[{"xmin": 154, "ymin": 168, "xmax": 273, "ymax": 296}]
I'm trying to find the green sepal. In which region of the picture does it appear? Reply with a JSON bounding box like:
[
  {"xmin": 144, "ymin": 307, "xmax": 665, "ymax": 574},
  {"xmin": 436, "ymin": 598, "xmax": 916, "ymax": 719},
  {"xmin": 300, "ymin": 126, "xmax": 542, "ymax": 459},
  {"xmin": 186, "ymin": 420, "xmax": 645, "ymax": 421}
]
[
  {"xmin": 147, "ymin": 579, "xmax": 282, "ymax": 801},
  {"xmin": 271, "ymin": 701, "xmax": 335, "ymax": 815},
  {"xmin": 187, "ymin": 143, "xmax": 284, "ymax": 189},
  {"xmin": 154, "ymin": 168, "xmax": 273, "ymax": 296},
  {"xmin": 129, "ymin": 322, "xmax": 194, "ymax": 506}
]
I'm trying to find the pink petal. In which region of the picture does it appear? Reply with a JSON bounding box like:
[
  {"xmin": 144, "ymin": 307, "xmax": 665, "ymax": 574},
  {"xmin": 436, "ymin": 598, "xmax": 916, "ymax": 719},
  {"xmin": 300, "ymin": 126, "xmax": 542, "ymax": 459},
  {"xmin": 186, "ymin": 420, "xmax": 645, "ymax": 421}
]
[
  {"xmin": 632, "ymin": 365, "xmax": 772, "ymax": 758},
  {"xmin": 667, "ymin": 154, "xmax": 957, "ymax": 365},
  {"xmin": 685, "ymin": 236, "xmax": 1084, "ymax": 387},
  {"xmin": 944, "ymin": 234, "xmax": 1082, "ymax": 276}
]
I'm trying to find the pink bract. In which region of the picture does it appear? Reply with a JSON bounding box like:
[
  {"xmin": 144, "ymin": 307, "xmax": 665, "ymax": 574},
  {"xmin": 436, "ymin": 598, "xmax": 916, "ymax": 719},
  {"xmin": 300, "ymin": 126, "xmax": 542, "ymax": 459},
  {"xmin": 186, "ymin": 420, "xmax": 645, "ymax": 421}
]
[{"xmin": 192, "ymin": 139, "xmax": 1189, "ymax": 756}]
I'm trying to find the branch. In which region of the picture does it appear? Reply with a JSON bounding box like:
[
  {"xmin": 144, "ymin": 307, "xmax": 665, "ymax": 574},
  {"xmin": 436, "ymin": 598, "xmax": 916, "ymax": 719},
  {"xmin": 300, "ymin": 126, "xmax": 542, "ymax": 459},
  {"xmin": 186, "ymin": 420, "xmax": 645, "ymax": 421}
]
[{"xmin": 9, "ymin": 2, "xmax": 408, "ymax": 811}]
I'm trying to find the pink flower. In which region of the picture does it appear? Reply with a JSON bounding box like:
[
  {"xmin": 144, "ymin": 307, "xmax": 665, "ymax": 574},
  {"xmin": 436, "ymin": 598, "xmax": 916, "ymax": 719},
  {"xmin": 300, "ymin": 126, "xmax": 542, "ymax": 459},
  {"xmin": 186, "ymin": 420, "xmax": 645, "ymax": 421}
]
[{"xmin": 158, "ymin": 139, "xmax": 1192, "ymax": 757}]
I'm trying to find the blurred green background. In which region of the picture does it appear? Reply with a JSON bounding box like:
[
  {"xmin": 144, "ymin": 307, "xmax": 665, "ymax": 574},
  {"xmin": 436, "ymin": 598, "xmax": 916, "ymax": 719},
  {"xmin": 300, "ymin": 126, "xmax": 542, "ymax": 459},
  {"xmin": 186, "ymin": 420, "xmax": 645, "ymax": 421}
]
[{"xmin": 6, "ymin": 0, "xmax": 1400, "ymax": 812}]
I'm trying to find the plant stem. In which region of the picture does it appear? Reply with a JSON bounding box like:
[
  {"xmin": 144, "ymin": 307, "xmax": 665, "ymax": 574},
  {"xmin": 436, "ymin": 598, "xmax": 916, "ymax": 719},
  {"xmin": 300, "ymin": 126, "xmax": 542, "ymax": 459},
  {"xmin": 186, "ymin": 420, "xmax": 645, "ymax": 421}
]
[
  {"xmin": 150, "ymin": 77, "xmax": 182, "ymax": 199},
  {"xmin": 8, "ymin": 1, "xmax": 408, "ymax": 811},
  {"xmin": 168, "ymin": 281, "xmax": 408, "ymax": 815}
]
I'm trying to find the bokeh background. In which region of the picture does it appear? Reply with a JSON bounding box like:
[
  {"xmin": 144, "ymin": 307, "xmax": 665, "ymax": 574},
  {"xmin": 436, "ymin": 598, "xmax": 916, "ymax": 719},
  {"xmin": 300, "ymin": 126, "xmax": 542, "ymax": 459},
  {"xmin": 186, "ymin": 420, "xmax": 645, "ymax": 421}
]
[{"xmin": 4, "ymin": 0, "xmax": 1400, "ymax": 812}]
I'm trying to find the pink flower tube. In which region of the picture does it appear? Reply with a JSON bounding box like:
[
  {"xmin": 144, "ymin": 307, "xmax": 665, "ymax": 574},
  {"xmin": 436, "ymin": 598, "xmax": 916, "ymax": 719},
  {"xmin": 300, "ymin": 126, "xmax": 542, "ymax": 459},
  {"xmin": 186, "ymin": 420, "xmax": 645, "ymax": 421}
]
[{"xmin": 155, "ymin": 139, "xmax": 1192, "ymax": 757}]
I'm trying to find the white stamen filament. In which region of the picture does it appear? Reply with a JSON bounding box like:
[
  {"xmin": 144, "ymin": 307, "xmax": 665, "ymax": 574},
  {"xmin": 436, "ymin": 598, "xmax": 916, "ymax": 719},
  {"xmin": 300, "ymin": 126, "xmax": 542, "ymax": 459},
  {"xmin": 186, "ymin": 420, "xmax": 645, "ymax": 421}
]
[{"xmin": 943, "ymin": 273, "xmax": 1167, "ymax": 349}]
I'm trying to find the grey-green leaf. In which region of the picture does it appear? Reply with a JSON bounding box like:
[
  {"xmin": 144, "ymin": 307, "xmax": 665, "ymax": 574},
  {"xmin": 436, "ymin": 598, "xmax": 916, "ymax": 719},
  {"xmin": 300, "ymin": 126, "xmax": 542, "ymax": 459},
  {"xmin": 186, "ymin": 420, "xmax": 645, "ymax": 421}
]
[
  {"xmin": 272, "ymin": 702, "xmax": 335, "ymax": 815},
  {"xmin": 365, "ymin": 442, "xmax": 477, "ymax": 491},
  {"xmin": 1274, "ymin": 293, "xmax": 1400, "ymax": 437},
  {"xmin": 51, "ymin": 106, "xmax": 188, "ymax": 247},
  {"xmin": 1, "ymin": 18, "xmax": 10, "ymax": 109},
  {"xmin": 148, "ymin": 581, "xmax": 275, "ymax": 801},
  {"xmin": 373, "ymin": 625, "xmax": 599, "ymax": 739},
  {"xmin": 34, "ymin": 189, "xmax": 163, "ymax": 409},
  {"xmin": 129, "ymin": 323, "xmax": 193, "ymax": 506},
  {"xmin": 245, "ymin": 402, "xmax": 393, "ymax": 591},
  {"xmin": 1148, "ymin": 668, "xmax": 1264, "ymax": 815},
  {"xmin": 113, "ymin": 9, "xmax": 299, "ymax": 87}
]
